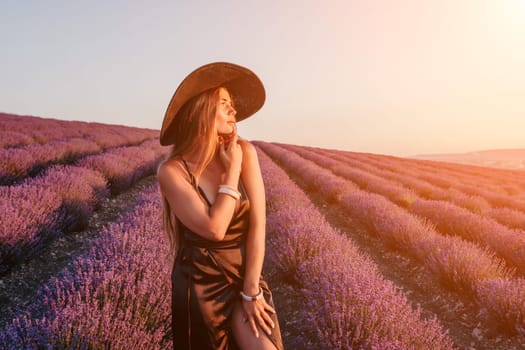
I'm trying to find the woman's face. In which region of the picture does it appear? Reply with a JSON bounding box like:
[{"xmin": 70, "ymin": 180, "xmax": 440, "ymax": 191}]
[{"xmin": 215, "ymin": 87, "xmax": 236, "ymax": 136}]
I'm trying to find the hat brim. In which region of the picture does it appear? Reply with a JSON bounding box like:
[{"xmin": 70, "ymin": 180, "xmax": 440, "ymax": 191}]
[{"xmin": 160, "ymin": 62, "xmax": 265, "ymax": 146}]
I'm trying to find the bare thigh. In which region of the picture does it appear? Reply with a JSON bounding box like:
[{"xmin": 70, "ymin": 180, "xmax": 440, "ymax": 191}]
[{"xmin": 231, "ymin": 300, "xmax": 278, "ymax": 350}]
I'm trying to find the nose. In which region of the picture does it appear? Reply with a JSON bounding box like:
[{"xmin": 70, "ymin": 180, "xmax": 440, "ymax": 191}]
[{"xmin": 229, "ymin": 105, "xmax": 237, "ymax": 117}]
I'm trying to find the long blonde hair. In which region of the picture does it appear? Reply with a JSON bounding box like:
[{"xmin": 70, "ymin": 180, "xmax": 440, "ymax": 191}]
[{"xmin": 160, "ymin": 86, "xmax": 225, "ymax": 264}]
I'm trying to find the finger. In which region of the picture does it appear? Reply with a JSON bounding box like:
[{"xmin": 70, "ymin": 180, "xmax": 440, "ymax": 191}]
[
  {"xmin": 264, "ymin": 304, "xmax": 275, "ymax": 314},
  {"xmin": 255, "ymin": 313, "xmax": 272, "ymax": 336},
  {"xmin": 231, "ymin": 126, "xmax": 239, "ymax": 144},
  {"xmin": 260, "ymin": 309, "xmax": 275, "ymax": 329},
  {"xmin": 261, "ymin": 298, "xmax": 276, "ymax": 314},
  {"xmin": 226, "ymin": 134, "xmax": 237, "ymax": 152},
  {"xmin": 249, "ymin": 318, "xmax": 259, "ymax": 338},
  {"xmin": 219, "ymin": 142, "xmax": 226, "ymax": 156}
]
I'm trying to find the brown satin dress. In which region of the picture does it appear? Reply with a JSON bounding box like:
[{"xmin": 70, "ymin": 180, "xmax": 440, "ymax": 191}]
[{"xmin": 171, "ymin": 159, "xmax": 284, "ymax": 350}]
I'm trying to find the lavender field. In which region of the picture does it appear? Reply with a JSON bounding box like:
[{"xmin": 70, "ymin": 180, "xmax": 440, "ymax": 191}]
[{"xmin": 2, "ymin": 113, "xmax": 525, "ymax": 349}]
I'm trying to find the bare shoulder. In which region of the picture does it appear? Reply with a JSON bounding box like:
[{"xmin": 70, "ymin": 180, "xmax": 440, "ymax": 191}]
[
  {"xmin": 157, "ymin": 157, "xmax": 181, "ymax": 175},
  {"xmin": 238, "ymin": 139, "xmax": 258, "ymax": 162},
  {"xmin": 238, "ymin": 139, "xmax": 263, "ymax": 189},
  {"xmin": 156, "ymin": 157, "xmax": 187, "ymax": 186},
  {"xmin": 238, "ymin": 140, "xmax": 265, "ymax": 211}
]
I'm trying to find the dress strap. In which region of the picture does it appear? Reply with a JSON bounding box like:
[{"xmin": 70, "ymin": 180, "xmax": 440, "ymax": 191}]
[
  {"xmin": 181, "ymin": 157, "xmax": 212, "ymax": 207},
  {"xmin": 239, "ymin": 179, "xmax": 248, "ymax": 201},
  {"xmin": 181, "ymin": 158, "xmax": 197, "ymax": 189}
]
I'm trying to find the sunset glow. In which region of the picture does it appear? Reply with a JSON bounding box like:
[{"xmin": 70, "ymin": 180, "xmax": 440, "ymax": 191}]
[{"xmin": 1, "ymin": 0, "xmax": 524, "ymax": 156}]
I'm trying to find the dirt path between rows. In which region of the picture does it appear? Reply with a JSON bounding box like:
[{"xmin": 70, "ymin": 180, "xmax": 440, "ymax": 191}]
[{"xmin": 283, "ymin": 167, "xmax": 525, "ymax": 350}]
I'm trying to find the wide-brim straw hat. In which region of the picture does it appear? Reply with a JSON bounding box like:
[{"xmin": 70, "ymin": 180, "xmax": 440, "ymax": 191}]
[{"xmin": 160, "ymin": 62, "xmax": 265, "ymax": 146}]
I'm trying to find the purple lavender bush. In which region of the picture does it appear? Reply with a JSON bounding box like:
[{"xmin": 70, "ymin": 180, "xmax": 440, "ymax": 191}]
[
  {"xmin": 0, "ymin": 185, "xmax": 171, "ymax": 349},
  {"xmin": 257, "ymin": 145, "xmax": 455, "ymax": 349},
  {"xmin": 258, "ymin": 141, "xmax": 525, "ymax": 335},
  {"xmin": 76, "ymin": 141, "xmax": 167, "ymax": 194},
  {"xmin": 0, "ymin": 138, "xmax": 101, "ymax": 185},
  {"xmin": 0, "ymin": 184, "xmax": 63, "ymax": 273}
]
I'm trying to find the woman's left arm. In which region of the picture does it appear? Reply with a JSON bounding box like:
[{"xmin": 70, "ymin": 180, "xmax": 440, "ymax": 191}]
[
  {"xmin": 240, "ymin": 140, "xmax": 265, "ymax": 294},
  {"xmin": 239, "ymin": 140, "xmax": 275, "ymax": 337}
]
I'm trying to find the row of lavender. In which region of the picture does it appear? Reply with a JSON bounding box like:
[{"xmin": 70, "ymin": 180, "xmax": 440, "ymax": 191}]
[
  {"xmin": 330, "ymin": 147, "xmax": 525, "ymax": 201},
  {"xmin": 323, "ymin": 147, "xmax": 525, "ymax": 216},
  {"xmin": 1, "ymin": 113, "xmax": 158, "ymax": 149},
  {"xmin": 1, "ymin": 115, "xmax": 159, "ymax": 185},
  {"xmin": 322, "ymin": 145, "xmax": 525, "ymax": 253},
  {"xmin": 0, "ymin": 184, "xmax": 172, "ymax": 349},
  {"xmin": 407, "ymin": 153, "xmax": 525, "ymax": 191},
  {"xmin": 257, "ymin": 147, "xmax": 455, "ymax": 349},
  {"xmin": 0, "ymin": 139, "xmax": 168, "ymax": 274},
  {"xmin": 256, "ymin": 141, "xmax": 525, "ymax": 336},
  {"xmin": 323, "ymin": 148, "xmax": 525, "ymax": 231},
  {"xmin": 282, "ymin": 144, "xmax": 525, "ymax": 274},
  {"xmin": 324, "ymin": 147, "xmax": 525, "ymax": 204},
  {"xmin": 337, "ymin": 146, "xmax": 525, "ymax": 192}
]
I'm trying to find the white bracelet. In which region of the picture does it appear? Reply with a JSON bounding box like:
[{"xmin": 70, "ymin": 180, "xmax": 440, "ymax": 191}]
[
  {"xmin": 218, "ymin": 185, "xmax": 241, "ymax": 200},
  {"xmin": 240, "ymin": 288, "xmax": 263, "ymax": 302}
]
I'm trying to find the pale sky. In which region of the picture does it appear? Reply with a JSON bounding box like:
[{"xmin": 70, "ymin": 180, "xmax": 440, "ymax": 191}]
[{"xmin": 1, "ymin": 0, "xmax": 524, "ymax": 157}]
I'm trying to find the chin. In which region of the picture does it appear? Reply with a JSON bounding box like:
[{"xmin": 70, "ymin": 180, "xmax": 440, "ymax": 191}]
[{"xmin": 221, "ymin": 127, "xmax": 234, "ymax": 135}]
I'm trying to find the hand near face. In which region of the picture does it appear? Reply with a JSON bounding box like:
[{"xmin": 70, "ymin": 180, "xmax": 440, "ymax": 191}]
[{"xmin": 219, "ymin": 124, "xmax": 243, "ymax": 173}]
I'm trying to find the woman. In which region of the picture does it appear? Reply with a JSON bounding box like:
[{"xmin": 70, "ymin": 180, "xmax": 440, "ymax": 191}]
[{"xmin": 157, "ymin": 62, "xmax": 284, "ymax": 350}]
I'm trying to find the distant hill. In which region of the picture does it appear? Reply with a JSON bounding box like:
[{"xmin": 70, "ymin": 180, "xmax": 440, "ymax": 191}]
[{"xmin": 410, "ymin": 149, "xmax": 525, "ymax": 170}]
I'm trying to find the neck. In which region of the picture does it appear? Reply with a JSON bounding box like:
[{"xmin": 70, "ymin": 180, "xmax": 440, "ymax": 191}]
[
  {"xmin": 181, "ymin": 144, "xmax": 222, "ymax": 172},
  {"xmin": 181, "ymin": 147, "xmax": 201, "ymax": 164}
]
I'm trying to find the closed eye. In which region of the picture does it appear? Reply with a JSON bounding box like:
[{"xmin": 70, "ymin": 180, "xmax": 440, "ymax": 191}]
[{"xmin": 220, "ymin": 98, "xmax": 234, "ymax": 107}]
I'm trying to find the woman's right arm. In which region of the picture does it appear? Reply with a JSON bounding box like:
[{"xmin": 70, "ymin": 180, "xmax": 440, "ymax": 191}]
[{"xmin": 157, "ymin": 134, "xmax": 243, "ymax": 241}]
